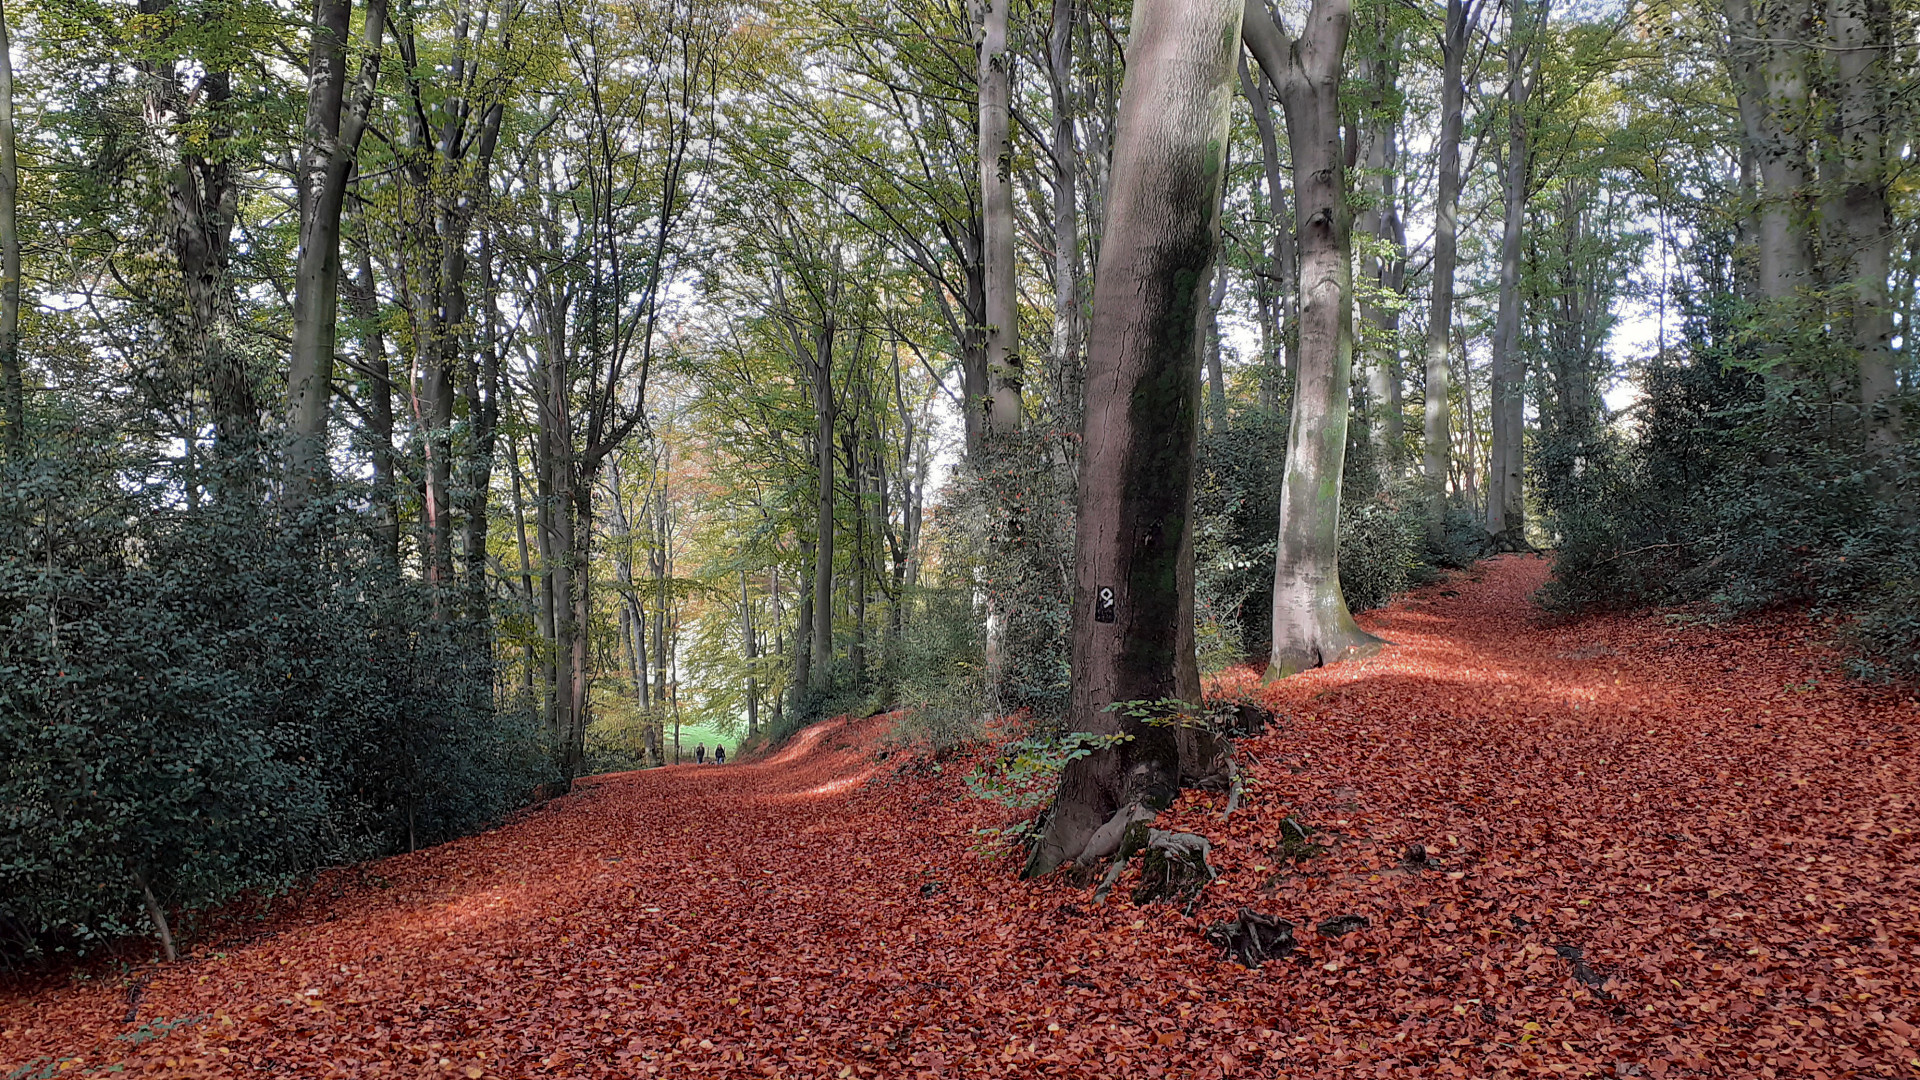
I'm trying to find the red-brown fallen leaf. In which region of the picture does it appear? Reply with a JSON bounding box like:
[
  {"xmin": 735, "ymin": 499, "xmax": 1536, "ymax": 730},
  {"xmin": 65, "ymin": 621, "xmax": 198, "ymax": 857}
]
[{"xmin": 2, "ymin": 555, "xmax": 1915, "ymax": 1078}]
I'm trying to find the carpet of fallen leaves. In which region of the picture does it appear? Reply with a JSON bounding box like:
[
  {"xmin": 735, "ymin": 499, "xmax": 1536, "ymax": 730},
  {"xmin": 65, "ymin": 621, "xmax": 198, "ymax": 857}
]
[{"xmin": 4, "ymin": 555, "xmax": 1917, "ymax": 1079}]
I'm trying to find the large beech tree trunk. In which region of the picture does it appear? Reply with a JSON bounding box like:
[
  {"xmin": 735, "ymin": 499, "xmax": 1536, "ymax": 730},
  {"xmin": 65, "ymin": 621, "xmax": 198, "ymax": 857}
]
[
  {"xmin": 1246, "ymin": 0, "xmax": 1384, "ymax": 681},
  {"xmin": 1825, "ymin": 0, "xmax": 1899, "ymax": 455},
  {"xmin": 978, "ymin": 0, "xmax": 1021, "ymax": 439},
  {"xmin": 1423, "ymin": 0, "xmax": 1477, "ymax": 547},
  {"xmin": 286, "ymin": 0, "xmax": 386, "ymax": 503},
  {"xmin": 1025, "ymin": 0, "xmax": 1243, "ymax": 879}
]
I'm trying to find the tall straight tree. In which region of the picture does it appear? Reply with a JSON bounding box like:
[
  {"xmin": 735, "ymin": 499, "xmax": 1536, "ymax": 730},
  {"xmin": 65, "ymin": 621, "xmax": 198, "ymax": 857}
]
[
  {"xmin": 285, "ymin": 0, "xmax": 387, "ymax": 502},
  {"xmin": 0, "ymin": 0, "xmax": 20, "ymax": 453},
  {"xmin": 1486, "ymin": 0, "xmax": 1542, "ymax": 550},
  {"xmin": 1245, "ymin": 0, "xmax": 1384, "ymax": 679},
  {"xmin": 1026, "ymin": 0, "xmax": 1244, "ymax": 878},
  {"xmin": 977, "ymin": 0, "xmax": 1021, "ymax": 439},
  {"xmin": 1423, "ymin": 0, "xmax": 1478, "ymax": 546}
]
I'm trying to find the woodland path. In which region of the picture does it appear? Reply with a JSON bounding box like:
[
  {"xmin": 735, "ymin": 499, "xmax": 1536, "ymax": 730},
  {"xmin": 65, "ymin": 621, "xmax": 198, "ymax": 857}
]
[{"xmin": 3, "ymin": 555, "xmax": 1916, "ymax": 1079}]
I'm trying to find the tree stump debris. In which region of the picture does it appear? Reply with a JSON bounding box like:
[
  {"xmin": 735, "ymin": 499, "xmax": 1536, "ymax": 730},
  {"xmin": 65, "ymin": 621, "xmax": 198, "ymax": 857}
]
[
  {"xmin": 1205, "ymin": 908, "xmax": 1295, "ymax": 968},
  {"xmin": 1317, "ymin": 914, "xmax": 1369, "ymax": 936},
  {"xmin": 1130, "ymin": 829, "xmax": 1215, "ymax": 908}
]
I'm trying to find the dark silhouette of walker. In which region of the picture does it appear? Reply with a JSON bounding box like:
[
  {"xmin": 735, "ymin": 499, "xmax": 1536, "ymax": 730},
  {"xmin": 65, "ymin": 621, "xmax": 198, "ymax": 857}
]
[
  {"xmin": 714, "ymin": 744, "xmax": 726, "ymax": 765},
  {"xmin": 694, "ymin": 743, "xmax": 706, "ymax": 765}
]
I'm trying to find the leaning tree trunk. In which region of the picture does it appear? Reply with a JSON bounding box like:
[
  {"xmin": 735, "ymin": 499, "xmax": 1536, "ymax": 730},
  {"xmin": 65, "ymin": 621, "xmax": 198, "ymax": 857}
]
[
  {"xmin": 1423, "ymin": 0, "xmax": 1476, "ymax": 547},
  {"xmin": 1025, "ymin": 0, "xmax": 1244, "ymax": 879},
  {"xmin": 1246, "ymin": 0, "xmax": 1383, "ymax": 681}
]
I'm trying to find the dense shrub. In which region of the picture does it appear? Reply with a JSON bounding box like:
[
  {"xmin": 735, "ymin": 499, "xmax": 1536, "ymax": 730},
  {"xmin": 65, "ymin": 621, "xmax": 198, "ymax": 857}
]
[
  {"xmin": 1536, "ymin": 288, "xmax": 1919, "ymax": 680},
  {"xmin": 0, "ymin": 434, "xmax": 544, "ymax": 962}
]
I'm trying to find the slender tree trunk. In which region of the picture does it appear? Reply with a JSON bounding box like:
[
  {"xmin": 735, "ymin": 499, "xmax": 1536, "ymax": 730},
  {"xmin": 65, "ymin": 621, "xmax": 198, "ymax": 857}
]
[
  {"xmin": 1048, "ymin": 0, "xmax": 1083, "ymax": 423},
  {"xmin": 1239, "ymin": 55, "xmax": 1298, "ymax": 388},
  {"xmin": 0, "ymin": 0, "xmax": 22, "ymax": 453},
  {"xmin": 1424, "ymin": 0, "xmax": 1477, "ymax": 547},
  {"xmin": 1358, "ymin": 23, "xmax": 1406, "ymax": 475},
  {"xmin": 1246, "ymin": 0, "xmax": 1384, "ymax": 681},
  {"xmin": 286, "ymin": 0, "xmax": 386, "ymax": 503},
  {"xmin": 1026, "ymin": 0, "xmax": 1243, "ymax": 878},
  {"xmin": 1205, "ymin": 257, "xmax": 1228, "ymax": 431},
  {"xmin": 742, "ymin": 569, "xmax": 759, "ymax": 740},
  {"xmin": 348, "ymin": 239, "xmax": 400, "ymax": 565},
  {"xmin": 1486, "ymin": 0, "xmax": 1538, "ymax": 550},
  {"xmin": 809, "ymin": 331, "xmax": 836, "ymax": 695}
]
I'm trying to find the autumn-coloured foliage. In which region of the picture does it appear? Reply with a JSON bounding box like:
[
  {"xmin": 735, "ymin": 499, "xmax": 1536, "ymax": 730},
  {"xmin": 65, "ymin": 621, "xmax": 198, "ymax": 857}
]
[{"xmin": 4, "ymin": 556, "xmax": 1915, "ymax": 1078}]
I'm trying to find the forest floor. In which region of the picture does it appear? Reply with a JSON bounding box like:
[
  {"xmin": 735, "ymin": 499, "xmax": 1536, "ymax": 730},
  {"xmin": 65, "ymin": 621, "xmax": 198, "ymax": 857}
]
[{"xmin": 4, "ymin": 555, "xmax": 1917, "ymax": 1079}]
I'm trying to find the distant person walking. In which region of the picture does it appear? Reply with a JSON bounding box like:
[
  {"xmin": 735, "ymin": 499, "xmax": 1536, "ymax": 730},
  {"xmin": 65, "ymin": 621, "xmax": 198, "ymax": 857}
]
[
  {"xmin": 714, "ymin": 745, "xmax": 726, "ymax": 765},
  {"xmin": 695, "ymin": 743, "xmax": 706, "ymax": 765}
]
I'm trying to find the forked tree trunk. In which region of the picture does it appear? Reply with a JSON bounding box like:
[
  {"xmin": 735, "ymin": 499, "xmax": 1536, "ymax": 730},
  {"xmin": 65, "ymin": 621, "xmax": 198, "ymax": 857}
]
[
  {"xmin": 286, "ymin": 0, "xmax": 386, "ymax": 503},
  {"xmin": 1025, "ymin": 0, "xmax": 1244, "ymax": 879},
  {"xmin": 1424, "ymin": 0, "xmax": 1477, "ymax": 547},
  {"xmin": 1246, "ymin": 0, "xmax": 1384, "ymax": 681}
]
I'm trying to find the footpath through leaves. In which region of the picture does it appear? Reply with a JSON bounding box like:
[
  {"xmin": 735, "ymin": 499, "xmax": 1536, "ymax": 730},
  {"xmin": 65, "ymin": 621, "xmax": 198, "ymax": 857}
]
[{"xmin": 4, "ymin": 556, "xmax": 1917, "ymax": 1078}]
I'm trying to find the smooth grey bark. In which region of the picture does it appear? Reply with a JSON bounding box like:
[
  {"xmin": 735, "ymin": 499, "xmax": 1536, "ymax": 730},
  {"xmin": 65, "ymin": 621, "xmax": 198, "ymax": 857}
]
[
  {"xmin": 1424, "ymin": 0, "xmax": 1478, "ymax": 546},
  {"xmin": 1026, "ymin": 0, "xmax": 1243, "ymax": 879},
  {"xmin": 0, "ymin": 0, "xmax": 21, "ymax": 453},
  {"xmin": 1246, "ymin": 0, "xmax": 1385, "ymax": 681},
  {"xmin": 1485, "ymin": 0, "xmax": 1540, "ymax": 550},
  {"xmin": 978, "ymin": 0, "xmax": 1021, "ymax": 439},
  {"xmin": 286, "ymin": 0, "xmax": 387, "ymax": 503}
]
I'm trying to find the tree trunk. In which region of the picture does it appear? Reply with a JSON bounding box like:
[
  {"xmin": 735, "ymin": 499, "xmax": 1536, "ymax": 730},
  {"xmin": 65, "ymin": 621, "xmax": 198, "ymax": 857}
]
[
  {"xmin": 0, "ymin": 0, "xmax": 21, "ymax": 453},
  {"xmin": 979, "ymin": 0, "xmax": 1021, "ymax": 440},
  {"xmin": 1825, "ymin": 0, "xmax": 1899, "ymax": 455},
  {"xmin": 809, "ymin": 328, "xmax": 836, "ymax": 695},
  {"xmin": 1722, "ymin": 0, "xmax": 1815, "ymax": 357},
  {"xmin": 1205, "ymin": 242, "xmax": 1229, "ymax": 432},
  {"xmin": 1238, "ymin": 55, "xmax": 1298, "ymax": 389},
  {"xmin": 1246, "ymin": 0, "xmax": 1384, "ymax": 681},
  {"xmin": 742, "ymin": 569, "xmax": 759, "ymax": 740},
  {"xmin": 1026, "ymin": 0, "xmax": 1243, "ymax": 878},
  {"xmin": 1047, "ymin": 0, "xmax": 1083, "ymax": 423},
  {"xmin": 286, "ymin": 0, "xmax": 386, "ymax": 503},
  {"xmin": 1357, "ymin": 21, "xmax": 1406, "ymax": 475},
  {"xmin": 1486, "ymin": 0, "xmax": 1539, "ymax": 550},
  {"xmin": 347, "ymin": 238, "xmax": 399, "ymax": 566},
  {"xmin": 1424, "ymin": 0, "xmax": 1477, "ymax": 547}
]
